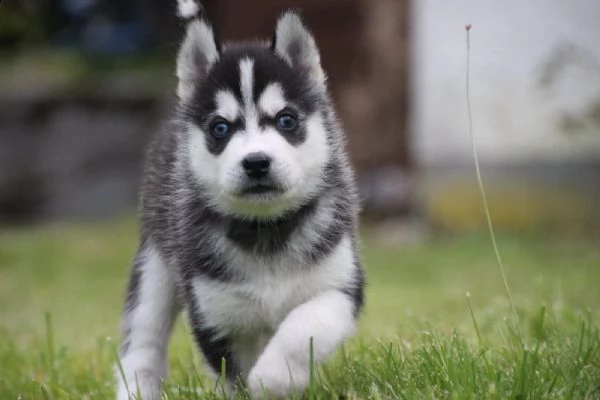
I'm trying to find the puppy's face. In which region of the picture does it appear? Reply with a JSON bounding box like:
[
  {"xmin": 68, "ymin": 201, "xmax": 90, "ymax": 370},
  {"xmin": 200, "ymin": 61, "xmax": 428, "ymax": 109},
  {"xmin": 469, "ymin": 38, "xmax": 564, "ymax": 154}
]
[{"xmin": 177, "ymin": 13, "xmax": 331, "ymax": 219}]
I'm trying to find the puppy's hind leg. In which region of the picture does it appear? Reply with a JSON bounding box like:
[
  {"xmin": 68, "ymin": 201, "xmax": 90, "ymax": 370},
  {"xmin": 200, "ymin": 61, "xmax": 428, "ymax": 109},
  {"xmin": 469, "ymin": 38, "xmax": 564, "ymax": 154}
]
[{"xmin": 116, "ymin": 242, "xmax": 180, "ymax": 400}]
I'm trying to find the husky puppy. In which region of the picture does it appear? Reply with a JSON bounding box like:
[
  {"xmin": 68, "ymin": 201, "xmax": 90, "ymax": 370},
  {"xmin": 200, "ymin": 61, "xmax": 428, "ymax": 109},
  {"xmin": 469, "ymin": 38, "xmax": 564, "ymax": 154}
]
[{"xmin": 116, "ymin": 1, "xmax": 364, "ymax": 398}]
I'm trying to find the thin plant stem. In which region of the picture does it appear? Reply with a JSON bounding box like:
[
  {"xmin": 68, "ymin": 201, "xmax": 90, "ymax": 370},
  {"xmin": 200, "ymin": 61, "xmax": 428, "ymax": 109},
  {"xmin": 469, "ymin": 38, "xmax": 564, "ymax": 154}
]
[{"xmin": 465, "ymin": 25, "xmax": 522, "ymax": 339}]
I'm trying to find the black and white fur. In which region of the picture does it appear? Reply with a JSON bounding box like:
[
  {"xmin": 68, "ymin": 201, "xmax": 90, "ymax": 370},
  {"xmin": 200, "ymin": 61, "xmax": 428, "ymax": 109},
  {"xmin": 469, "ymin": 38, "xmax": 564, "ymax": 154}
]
[{"xmin": 116, "ymin": 2, "xmax": 364, "ymax": 398}]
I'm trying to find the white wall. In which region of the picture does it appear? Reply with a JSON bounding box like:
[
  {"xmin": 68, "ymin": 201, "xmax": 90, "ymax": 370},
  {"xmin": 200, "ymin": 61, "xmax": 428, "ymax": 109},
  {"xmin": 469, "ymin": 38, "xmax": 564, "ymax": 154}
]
[{"xmin": 412, "ymin": 0, "xmax": 600, "ymax": 165}]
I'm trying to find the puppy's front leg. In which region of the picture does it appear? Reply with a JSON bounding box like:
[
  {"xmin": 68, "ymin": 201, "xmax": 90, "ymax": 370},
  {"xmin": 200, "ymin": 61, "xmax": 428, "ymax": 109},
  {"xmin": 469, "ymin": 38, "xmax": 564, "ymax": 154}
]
[
  {"xmin": 116, "ymin": 244, "xmax": 180, "ymax": 400},
  {"xmin": 247, "ymin": 290, "xmax": 356, "ymax": 398}
]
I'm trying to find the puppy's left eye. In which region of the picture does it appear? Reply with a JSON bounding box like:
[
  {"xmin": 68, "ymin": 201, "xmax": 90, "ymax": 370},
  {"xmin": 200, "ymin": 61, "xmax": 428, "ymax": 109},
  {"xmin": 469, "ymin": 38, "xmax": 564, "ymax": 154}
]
[
  {"xmin": 276, "ymin": 112, "xmax": 298, "ymax": 132},
  {"xmin": 211, "ymin": 121, "xmax": 231, "ymax": 138}
]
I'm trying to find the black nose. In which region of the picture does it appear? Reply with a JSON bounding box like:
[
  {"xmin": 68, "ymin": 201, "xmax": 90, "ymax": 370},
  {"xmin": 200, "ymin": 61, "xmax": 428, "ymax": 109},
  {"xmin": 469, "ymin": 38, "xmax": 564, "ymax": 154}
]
[{"xmin": 242, "ymin": 153, "xmax": 271, "ymax": 179}]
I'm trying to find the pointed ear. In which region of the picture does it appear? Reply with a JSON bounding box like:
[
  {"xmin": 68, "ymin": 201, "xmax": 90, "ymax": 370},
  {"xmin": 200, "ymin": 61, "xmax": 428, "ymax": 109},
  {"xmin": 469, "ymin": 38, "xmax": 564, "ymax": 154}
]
[
  {"xmin": 176, "ymin": 19, "xmax": 220, "ymax": 101},
  {"xmin": 272, "ymin": 11, "xmax": 326, "ymax": 87}
]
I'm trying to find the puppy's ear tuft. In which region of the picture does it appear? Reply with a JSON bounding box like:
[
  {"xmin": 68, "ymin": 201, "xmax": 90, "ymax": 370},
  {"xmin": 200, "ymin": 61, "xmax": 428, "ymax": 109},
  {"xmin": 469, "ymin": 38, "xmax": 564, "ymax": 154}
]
[
  {"xmin": 272, "ymin": 10, "xmax": 326, "ymax": 87},
  {"xmin": 176, "ymin": 19, "xmax": 219, "ymax": 102},
  {"xmin": 176, "ymin": 0, "xmax": 202, "ymax": 20}
]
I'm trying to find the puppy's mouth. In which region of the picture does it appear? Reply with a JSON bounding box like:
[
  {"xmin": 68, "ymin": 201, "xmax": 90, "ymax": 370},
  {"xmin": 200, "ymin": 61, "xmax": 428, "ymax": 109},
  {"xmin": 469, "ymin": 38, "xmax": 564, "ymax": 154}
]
[
  {"xmin": 242, "ymin": 184, "xmax": 280, "ymax": 195},
  {"xmin": 238, "ymin": 179, "xmax": 285, "ymax": 198},
  {"xmin": 226, "ymin": 178, "xmax": 294, "ymax": 218}
]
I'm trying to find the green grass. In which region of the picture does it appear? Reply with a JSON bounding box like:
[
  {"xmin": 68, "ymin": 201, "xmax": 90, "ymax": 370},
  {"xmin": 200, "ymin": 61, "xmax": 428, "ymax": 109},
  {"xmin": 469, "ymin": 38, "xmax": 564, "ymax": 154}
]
[{"xmin": 0, "ymin": 217, "xmax": 599, "ymax": 399}]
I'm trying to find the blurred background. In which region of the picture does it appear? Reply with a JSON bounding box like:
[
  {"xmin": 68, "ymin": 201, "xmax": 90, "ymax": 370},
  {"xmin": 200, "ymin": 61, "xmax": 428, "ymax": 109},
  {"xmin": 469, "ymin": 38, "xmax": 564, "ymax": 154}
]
[
  {"xmin": 0, "ymin": 2, "xmax": 600, "ymax": 389},
  {"xmin": 1, "ymin": 0, "xmax": 599, "ymax": 234}
]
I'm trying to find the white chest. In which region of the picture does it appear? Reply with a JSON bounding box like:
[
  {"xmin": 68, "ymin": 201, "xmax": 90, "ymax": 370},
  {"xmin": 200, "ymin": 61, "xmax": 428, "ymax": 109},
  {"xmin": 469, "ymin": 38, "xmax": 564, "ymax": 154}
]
[{"xmin": 191, "ymin": 237, "xmax": 354, "ymax": 335}]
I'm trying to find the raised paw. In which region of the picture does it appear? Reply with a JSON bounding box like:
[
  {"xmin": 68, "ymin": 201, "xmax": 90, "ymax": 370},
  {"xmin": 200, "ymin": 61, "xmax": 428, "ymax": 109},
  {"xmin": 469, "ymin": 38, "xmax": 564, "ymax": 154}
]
[{"xmin": 247, "ymin": 347, "xmax": 309, "ymax": 399}]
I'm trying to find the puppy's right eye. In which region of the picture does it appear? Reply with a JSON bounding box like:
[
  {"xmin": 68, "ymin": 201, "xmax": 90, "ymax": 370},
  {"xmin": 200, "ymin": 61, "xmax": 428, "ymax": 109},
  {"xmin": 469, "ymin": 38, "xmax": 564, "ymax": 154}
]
[
  {"xmin": 211, "ymin": 121, "xmax": 231, "ymax": 138},
  {"xmin": 276, "ymin": 110, "xmax": 299, "ymax": 132}
]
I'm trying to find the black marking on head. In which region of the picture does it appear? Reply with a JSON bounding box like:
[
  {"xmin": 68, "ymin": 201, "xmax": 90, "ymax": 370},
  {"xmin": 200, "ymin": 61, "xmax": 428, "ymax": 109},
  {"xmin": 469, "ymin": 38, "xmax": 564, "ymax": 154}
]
[
  {"xmin": 203, "ymin": 117, "xmax": 245, "ymax": 155},
  {"xmin": 251, "ymin": 47, "xmax": 319, "ymax": 113},
  {"xmin": 180, "ymin": 43, "xmax": 322, "ymax": 154},
  {"xmin": 258, "ymin": 113, "xmax": 306, "ymax": 146},
  {"xmin": 186, "ymin": 55, "xmax": 242, "ymax": 127}
]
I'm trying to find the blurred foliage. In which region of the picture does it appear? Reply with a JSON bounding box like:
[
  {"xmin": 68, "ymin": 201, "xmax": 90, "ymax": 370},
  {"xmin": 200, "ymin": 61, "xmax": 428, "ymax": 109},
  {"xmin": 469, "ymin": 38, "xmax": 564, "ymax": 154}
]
[
  {"xmin": 0, "ymin": 1, "xmax": 45, "ymax": 49},
  {"xmin": 0, "ymin": 0, "xmax": 174, "ymax": 71},
  {"xmin": 560, "ymin": 100, "xmax": 600, "ymax": 135},
  {"xmin": 537, "ymin": 43, "xmax": 600, "ymax": 136},
  {"xmin": 0, "ymin": 50, "xmax": 172, "ymax": 89},
  {"xmin": 426, "ymin": 181, "xmax": 600, "ymax": 233}
]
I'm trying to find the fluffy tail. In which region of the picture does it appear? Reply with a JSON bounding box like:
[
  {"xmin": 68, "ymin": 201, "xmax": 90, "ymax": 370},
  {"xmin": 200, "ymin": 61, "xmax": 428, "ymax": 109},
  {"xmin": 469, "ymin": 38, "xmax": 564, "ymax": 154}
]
[{"xmin": 177, "ymin": 0, "xmax": 202, "ymax": 20}]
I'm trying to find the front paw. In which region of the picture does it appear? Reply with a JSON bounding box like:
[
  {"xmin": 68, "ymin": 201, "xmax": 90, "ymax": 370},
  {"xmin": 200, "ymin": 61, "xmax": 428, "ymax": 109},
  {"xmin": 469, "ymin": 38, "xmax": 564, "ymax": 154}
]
[
  {"xmin": 116, "ymin": 370, "xmax": 162, "ymax": 400},
  {"xmin": 247, "ymin": 348, "xmax": 309, "ymax": 399}
]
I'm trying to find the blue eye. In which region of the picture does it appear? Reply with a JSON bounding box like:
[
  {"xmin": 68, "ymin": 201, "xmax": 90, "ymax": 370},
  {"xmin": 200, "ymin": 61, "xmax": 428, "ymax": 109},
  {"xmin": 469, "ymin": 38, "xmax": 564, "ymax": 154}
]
[
  {"xmin": 277, "ymin": 113, "xmax": 298, "ymax": 131},
  {"xmin": 211, "ymin": 121, "xmax": 230, "ymax": 138}
]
